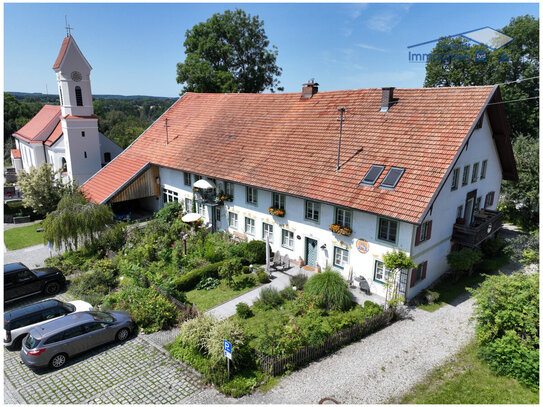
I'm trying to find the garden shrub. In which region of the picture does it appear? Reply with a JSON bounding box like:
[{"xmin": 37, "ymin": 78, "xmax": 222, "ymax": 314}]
[
  {"xmin": 231, "ymin": 274, "xmax": 257, "ymax": 290},
  {"xmin": 195, "ymin": 277, "xmax": 220, "ymax": 291},
  {"xmin": 86, "ymin": 222, "xmax": 127, "ymax": 256},
  {"xmin": 236, "ymin": 302, "xmax": 253, "ymax": 319},
  {"xmin": 304, "ymin": 270, "xmax": 353, "ymax": 311},
  {"xmin": 45, "ymin": 250, "xmax": 99, "ymax": 276},
  {"xmin": 474, "ymin": 254, "xmax": 510, "ymax": 273},
  {"xmin": 206, "ymin": 318, "xmax": 247, "ymax": 362},
  {"xmin": 480, "ymin": 237, "xmax": 506, "ymax": 258},
  {"xmin": 470, "ymin": 272, "xmax": 539, "ymax": 390},
  {"xmin": 219, "ymin": 258, "xmax": 243, "ymax": 286},
  {"xmin": 103, "ymin": 285, "xmax": 178, "ymax": 333},
  {"xmin": 174, "ymin": 260, "xmax": 224, "ymax": 291},
  {"xmin": 290, "ymin": 273, "xmax": 308, "ymax": 290},
  {"xmin": 68, "ymin": 259, "xmax": 119, "ymax": 305},
  {"xmin": 154, "ymin": 201, "xmax": 184, "ymax": 223},
  {"xmin": 256, "ymin": 269, "xmax": 270, "ymax": 284},
  {"xmin": 363, "ymin": 300, "xmax": 384, "ymax": 318},
  {"xmin": 259, "ymin": 287, "xmax": 283, "ymax": 308},
  {"xmin": 423, "ymin": 289, "xmax": 440, "ymax": 304},
  {"xmin": 241, "ymin": 266, "xmax": 251, "ymax": 274},
  {"xmin": 506, "ymin": 230, "xmax": 539, "ymax": 265},
  {"xmin": 179, "ymin": 314, "xmax": 216, "ymax": 351},
  {"xmin": 447, "ymin": 248, "xmax": 483, "ymax": 272},
  {"xmin": 280, "ymin": 286, "xmax": 297, "ymax": 301},
  {"xmin": 244, "ymin": 240, "xmax": 268, "ymax": 264}
]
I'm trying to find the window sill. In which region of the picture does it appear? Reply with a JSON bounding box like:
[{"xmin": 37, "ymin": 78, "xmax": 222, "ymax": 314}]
[
  {"xmin": 373, "ymin": 279, "xmax": 386, "ymax": 285},
  {"xmin": 281, "ymin": 245, "xmax": 294, "ymax": 251}
]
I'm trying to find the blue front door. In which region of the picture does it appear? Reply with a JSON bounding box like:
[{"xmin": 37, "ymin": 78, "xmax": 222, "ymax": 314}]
[{"xmin": 305, "ymin": 238, "xmax": 318, "ymax": 268}]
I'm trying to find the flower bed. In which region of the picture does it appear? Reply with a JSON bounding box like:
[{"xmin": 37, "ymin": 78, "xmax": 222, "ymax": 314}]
[{"xmin": 329, "ymin": 224, "xmax": 352, "ymax": 236}]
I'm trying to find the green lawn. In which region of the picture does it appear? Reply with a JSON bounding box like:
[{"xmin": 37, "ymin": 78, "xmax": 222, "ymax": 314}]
[
  {"xmin": 419, "ymin": 254, "xmax": 510, "ymax": 312},
  {"xmin": 397, "ymin": 340, "xmax": 539, "ymax": 404},
  {"xmin": 4, "ymin": 222, "xmax": 45, "ymax": 250},
  {"xmin": 185, "ymin": 280, "xmax": 260, "ymax": 311}
]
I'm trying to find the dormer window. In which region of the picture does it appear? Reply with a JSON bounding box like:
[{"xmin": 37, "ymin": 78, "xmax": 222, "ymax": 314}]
[
  {"xmin": 75, "ymin": 86, "xmax": 83, "ymax": 106},
  {"xmin": 380, "ymin": 167, "xmax": 405, "ymax": 189},
  {"xmin": 360, "ymin": 165, "xmax": 385, "ymax": 186}
]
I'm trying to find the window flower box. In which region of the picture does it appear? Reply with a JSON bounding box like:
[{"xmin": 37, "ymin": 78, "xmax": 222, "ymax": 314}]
[
  {"xmin": 268, "ymin": 207, "xmax": 285, "ymax": 217},
  {"xmin": 329, "ymin": 224, "xmax": 352, "ymax": 236},
  {"xmin": 220, "ymin": 194, "xmax": 233, "ymax": 202},
  {"xmin": 455, "ymin": 217, "xmax": 465, "ymax": 225}
]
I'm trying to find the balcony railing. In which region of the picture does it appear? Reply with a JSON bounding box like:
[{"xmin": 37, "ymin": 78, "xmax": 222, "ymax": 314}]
[
  {"xmin": 451, "ymin": 209, "xmax": 503, "ymax": 248},
  {"xmin": 193, "ymin": 188, "xmax": 222, "ymax": 205}
]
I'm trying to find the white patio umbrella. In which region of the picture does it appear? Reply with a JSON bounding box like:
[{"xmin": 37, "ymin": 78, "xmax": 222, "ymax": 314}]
[
  {"xmin": 181, "ymin": 213, "xmax": 203, "ymax": 223},
  {"xmin": 193, "ymin": 179, "xmax": 216, "ymax": 189}
]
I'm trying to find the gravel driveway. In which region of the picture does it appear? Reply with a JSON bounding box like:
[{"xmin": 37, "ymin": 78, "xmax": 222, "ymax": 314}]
[{"xmin": 184, "ymin": 293, "xmax": 476, "ymax": 404}]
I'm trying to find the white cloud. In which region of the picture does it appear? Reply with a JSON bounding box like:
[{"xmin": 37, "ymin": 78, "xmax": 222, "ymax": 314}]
[
  {"xmin": 349, "ymin": 3, "xmax": 369, "ymax": 21},
  {"xmin": 366, "ymin": 4, "xmax": 412, "ymax": 33},
  {"xmin": 356, "ymin": 43, "xmax": 389, "ymax": 52}
]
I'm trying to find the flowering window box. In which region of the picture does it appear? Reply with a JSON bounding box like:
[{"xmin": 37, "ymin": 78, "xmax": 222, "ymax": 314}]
[
  {"xmin": 268, "ymin": 207, "xmax": 285, "ymax": 217},
  {"xmin": 329, "ymin": 224, "xmax": 352, "ymax": 236},
  {"xmin": 220, "ymin": 194, "xmax": 233, "ymax": 202}
]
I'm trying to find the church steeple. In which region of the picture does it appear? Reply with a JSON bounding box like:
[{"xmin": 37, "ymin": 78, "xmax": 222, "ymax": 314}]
[{"xmin": 53, "ymin": 35, "xmax": 93, "ymax": 117}]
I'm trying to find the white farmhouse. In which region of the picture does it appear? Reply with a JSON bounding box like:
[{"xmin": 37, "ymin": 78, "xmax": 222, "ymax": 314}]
[
  {"xmin": 80, "ymin": 82, "xmax": 517, "ymax": 300},
  {"xmin": 10, "ymin": 35, "xmax": 122, "ymax": 186}
]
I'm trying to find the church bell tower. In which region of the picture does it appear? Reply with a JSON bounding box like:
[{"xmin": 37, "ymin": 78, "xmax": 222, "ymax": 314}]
[{"xmin": 53, "ymin": 32, "xmax": 101, "ymax": 186}]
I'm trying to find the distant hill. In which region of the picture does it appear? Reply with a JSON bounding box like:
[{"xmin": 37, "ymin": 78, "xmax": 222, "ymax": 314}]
[{"xmin": 7, "ymin": 91, "xmax": 176, "ymax": 101}]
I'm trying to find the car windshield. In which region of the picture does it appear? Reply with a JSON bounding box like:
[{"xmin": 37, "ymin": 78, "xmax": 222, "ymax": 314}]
[
  {"xmin": 24, "ymin": 334, "xmax": 40, "ymax": 349},
  {"xmin": 62, "ymin": 303, "xmax": 75, "ymax": 313},
  {"xmin": 88, "ymin": 311, "xmax": 115, "ymax": 323}
]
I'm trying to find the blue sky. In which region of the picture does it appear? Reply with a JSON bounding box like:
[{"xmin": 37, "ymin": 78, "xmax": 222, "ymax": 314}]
[{"xmin": 4, "ymin": 2, "xmax": 539, "ymax": 97}]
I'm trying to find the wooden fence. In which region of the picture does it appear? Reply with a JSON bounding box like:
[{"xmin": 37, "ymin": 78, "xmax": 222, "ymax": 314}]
[
  {"xmin": 255, "ymin": 309, "xmax": 394, "ymax": 376},
  {"xmin": 142, "ymin": 276, "xmax": 199, "ymax": 320}
]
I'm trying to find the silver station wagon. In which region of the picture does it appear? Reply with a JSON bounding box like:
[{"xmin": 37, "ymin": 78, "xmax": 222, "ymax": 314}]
[{"xmin": 20, "ymin": 310, "xmax": 135, "ymax": 369}]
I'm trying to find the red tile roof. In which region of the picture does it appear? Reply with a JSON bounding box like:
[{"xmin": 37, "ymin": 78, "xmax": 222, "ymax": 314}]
[
  {"xmin": 44, "ymin": 121, "xmax": 63, "ymax": 146},
  {"xmin": 10, "ymin": 149, "xmax": 21, "ymax": 159},
  {"xmin": 52, "ymin": 36, "xmax": 71, "ymax": 69},
  {"xmin": 80, "ymin": 86, "xmax": 501, "ymax": 223},
  {"xmin": 13, "ymin": 105, "xmax": 61, "ymax": 143}
]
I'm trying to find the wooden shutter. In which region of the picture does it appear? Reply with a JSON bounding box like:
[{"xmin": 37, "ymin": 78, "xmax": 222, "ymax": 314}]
[
  {"xmin": 422, "ymin": 261, "xmax": 428, "ymax": 280},
  {"xmin": 415, "ymin": 225, "xmax": 421, "ymax": 246},
  {"xmin": 410, "ymin": 268, "xmax": 417, "ymax": 287},
  {"xmin": 426, "ymin": 221, "xmax": 432, "ymax": 240}
]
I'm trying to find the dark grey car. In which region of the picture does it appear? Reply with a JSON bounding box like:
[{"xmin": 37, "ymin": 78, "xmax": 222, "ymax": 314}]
[{"xmin": 20, "ymin": 311, "xmax": 135, "ymax": 369}]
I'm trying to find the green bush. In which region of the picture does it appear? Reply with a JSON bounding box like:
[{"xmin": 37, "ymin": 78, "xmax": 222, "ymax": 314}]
[
  {"xmin": 470, "ymin": 273, "xmax": 539, "ymax": 390},
  {"xmin": 179, "ymin": 314, "xmax": 216, "ymax": 351},
  {"xmin": 290, "ymin": 273, "xmax": 308, "ymax": 290},
  {"xmin": 236, "ymin": 302, "xmax": 253, "ymax": 319},
  {"xmin": 103, "ymin": 285, "xmax": 178, "ymax": 333},
  {"xmin": 363, "ymin": 300, "xmax": 384, "ymax": 317},
  {"xmin": 447, "ymin": 248, "xmax": 483, "ymax": 272},
  {"xmin": 506, "ymin": 231, "xmax": 539, "ymax": 265},
  {"xmin": 280, "ymin": 286, "xmax": 297, "ymax": 301},
  {"xmin": 480, "ymin": 237, "xmax": 506, "ymax": 258},
  {"xmin": 219, "ymin": 258, "xmax": 243, "ymax": 286},
  {"xmin": 45, "ymin": 250, "xmax": 99, "ymax": 276},
  {"xmin": 423, "ymin": 290, "xmax": 440, "ymax": 304},
  {"xmin": 195, "ymin": 277, "xmax": 220, "ymax": 291},
  {"xmin": 154, "ymin": 201, "xmax": 184, "ymax": 223},
  {"xmin": 259, "ymin": 287, "xmax": 283, "ymax": 308},
  {"xmin": 174, "ymin": 260, "xmax": 224, "ymax": 291},
  {"xmin": 68, "ymin": 259, "xmax": 119, "ymax": 305},
  {"xmin": 304, "ymin": 270, "xmax": 353, "ymax": 311},
  {"xmin": 256, "ymin": 269, "xmax": 270, "ymax": 284},
  {"xmin": 241, "ymin": 266, "xmax": 251, "ymax": 274},
  {"xmin": 245, "ymin": 240, "xmax": 268, "ymax": 264},
  {"xmin": 474, "ymin": 254, "xmax": 510, "ymax": 273},
  {"xmin": 231, "ymin": 274, "xmax": 257, "ymax": 291}
]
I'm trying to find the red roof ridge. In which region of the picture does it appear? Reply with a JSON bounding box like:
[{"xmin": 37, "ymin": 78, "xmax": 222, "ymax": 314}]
[{"xmin": 52, "ymin": 36, "xmax": 72, "ymax": 69}]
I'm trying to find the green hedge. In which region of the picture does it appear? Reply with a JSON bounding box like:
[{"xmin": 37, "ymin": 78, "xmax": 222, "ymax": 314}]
[{"xmin": 174, "ymin": 260, "xmax": 225, "ymax": 291}]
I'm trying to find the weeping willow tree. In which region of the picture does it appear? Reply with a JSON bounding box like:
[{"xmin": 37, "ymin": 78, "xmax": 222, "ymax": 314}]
[{"xmin": 42, "ymin": 192, "xmax": 114, "ymax": 250}]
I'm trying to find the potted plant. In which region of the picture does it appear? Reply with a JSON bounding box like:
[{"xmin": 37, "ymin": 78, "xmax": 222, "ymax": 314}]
[
  {"xmin": 220, "ymin": 193, "xmax": 233, "ymax": 202},
  {"xmin": 268, "ymin": 207, "xmax": 285, "ymax": 217}
]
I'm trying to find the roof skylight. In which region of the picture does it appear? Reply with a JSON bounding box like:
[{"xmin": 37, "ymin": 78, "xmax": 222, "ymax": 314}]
[
  {"xmin": 360, "ymin": 165, "xmax": 385, "ymax": 186},
  {"xmin": 380, "ymin": 167, "xmax": 405, "ymax": 189}
]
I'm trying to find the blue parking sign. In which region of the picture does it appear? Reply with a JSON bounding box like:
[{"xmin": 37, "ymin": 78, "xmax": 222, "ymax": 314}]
[{"xmin": 223, "ymin": 340, "xmax": 232, "ymax": 359}]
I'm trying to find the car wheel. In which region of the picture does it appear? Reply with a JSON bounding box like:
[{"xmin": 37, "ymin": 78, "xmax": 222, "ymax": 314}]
[
  {"xmin": 49, "ymin": 353, "xmax": 68, "ymax": 369},
  {"xmin": 43, "ymin": 282, "xmax": 61, "ymax": 296},
  {"xmin": 116, "ymin": 328, "xmax": 130, "ymax": 342},
  {"xmin": 7, "ymin": 336, "xmax": 24, "ymax": 351}
]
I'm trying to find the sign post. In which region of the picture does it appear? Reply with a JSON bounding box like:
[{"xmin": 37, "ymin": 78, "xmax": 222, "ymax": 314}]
[{"xmin": 223, "ymin": 340, "xmax": 232, "ymax": 379}]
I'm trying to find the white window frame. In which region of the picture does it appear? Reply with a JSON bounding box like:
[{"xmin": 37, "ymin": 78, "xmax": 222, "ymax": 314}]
[
  {"xmin": 335, "ymin": 207, "xmax": 352, "ymax": 229},
  {"xmin": 245, "ymin": 217, "xmax": 255, "ymax": 235},
  {"xmin": 374, "ymin": 260, "xmax": 391, "ymax": 283},
  {"xmin": 228, "ymin": 212, "xmax": 238, "ymax": 229},
  {"xmin": 196, "ymin": 202, "xmax": 205, "ymax": 216},
  {"xmin": 471, "ymin": 162, "xmax": 479, "ymax": 183},
  {"xmin": 281, "ymin": 229, "xmax": 294, "ymax": 250},
  {"xmin": 420, "ymin": 221, "xmax": 430, "ymax": 242},
  {"xmin": 185, "ymin": 198, "xmax": 193, "ymax": 211},
  {"xmin": 480, "ymin": 160, "xmax": 488, "ymax": 179},
  {"xmin": 377, "ymin": 217, "xmax": 398, "ymax": 244},
  {"xmin": 333, "ymin": 247, "xmax": 349, "ymax": 269},
  {"xmin": 272, "ymin": 192, "xmax": 285, "ymax": 210},
  {"xmin": 163, "ymin": 188, "xmax": 179, "ymax": 203},
  {"xmin": 246, "ymin": 187, "xmax": 258, "ymax": 205},
  {"xmin": 263, "ymin": 222, "xmax": 274, "ymax": 241},
  {"xmin": 305, "ymin": 200, "xmax": 320, "ymax": 222},
  {"xmin": 462, "ymin": 165, "xmax": 470, "ymax": 186}
]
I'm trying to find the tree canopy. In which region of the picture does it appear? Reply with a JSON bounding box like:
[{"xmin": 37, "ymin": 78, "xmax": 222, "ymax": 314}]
[{"xmin": 176, "ymin": 9, "xmax": 283, "ymax": 94}]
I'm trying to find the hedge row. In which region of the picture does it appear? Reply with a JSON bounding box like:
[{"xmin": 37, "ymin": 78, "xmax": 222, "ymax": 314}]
[{"xmin": 174, "ymin": 261, "xmax": 225, "ymax": 291}]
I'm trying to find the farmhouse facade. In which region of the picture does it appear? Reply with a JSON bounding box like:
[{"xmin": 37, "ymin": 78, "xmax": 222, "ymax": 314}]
[
  {"xmin": 80, "ymin": 83, "xmax": 517, "ymax": 299},
  {"xmin": 11, "ymin": 35, "xmax": 122, "ymax": 186}
]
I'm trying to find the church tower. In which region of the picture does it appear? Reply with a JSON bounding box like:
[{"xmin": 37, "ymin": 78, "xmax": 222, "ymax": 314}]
[{"xmin": 53, "ymin": 34, "xmax": 101, "ymax": 186}]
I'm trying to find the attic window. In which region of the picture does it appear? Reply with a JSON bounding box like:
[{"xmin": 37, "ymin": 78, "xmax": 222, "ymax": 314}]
[
  {"xmin": 360, "ymin": 165, "xmax": 385, "ymax": 186},
  {"xmin": 380, "ymin": 167, "xmax": 405, "ymax": 189}
]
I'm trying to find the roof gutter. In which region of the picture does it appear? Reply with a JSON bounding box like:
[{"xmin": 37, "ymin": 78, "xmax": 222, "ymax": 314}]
[{"xmin": 417, "ymin": 85, "xmax": 498, "ymax": 224}]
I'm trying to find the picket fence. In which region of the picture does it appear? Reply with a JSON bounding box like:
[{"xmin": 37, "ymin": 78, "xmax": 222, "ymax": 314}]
[{"xmin": 255, "ymin": 308, "xmax": 394, "ymax": 376}]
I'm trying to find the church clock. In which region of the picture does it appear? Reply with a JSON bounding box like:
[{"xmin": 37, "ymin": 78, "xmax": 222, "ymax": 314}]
[{"xmin": 71, "ymin": 71, "xmax": 82, "ymax": 82}]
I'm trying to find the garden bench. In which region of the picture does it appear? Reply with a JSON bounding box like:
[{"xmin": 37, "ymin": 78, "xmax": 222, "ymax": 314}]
[{"xmin": 271, "ymin": 251, "xmax": 282, "ymax": 270}]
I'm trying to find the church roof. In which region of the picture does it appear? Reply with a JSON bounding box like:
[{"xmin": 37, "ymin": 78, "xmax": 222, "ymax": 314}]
[
  {"xmin": 44, "ymin": 121, "xmax": 63, "ymax": 146},
  {"xmin": 13, "ymin": 105, "xmax": 62, "ymax": 144},
  {"xmin": 52, "ymin": 36, "xmax": 72, "ymax": 69},
  {"xmin": 80, "ymin": 85, "xmax": 516, "ymax": 224}
]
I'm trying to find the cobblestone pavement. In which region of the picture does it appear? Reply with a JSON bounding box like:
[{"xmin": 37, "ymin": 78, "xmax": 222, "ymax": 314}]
[{"xmin": 3, "ymin": 335, "xmax": 206, "ymax": 404}]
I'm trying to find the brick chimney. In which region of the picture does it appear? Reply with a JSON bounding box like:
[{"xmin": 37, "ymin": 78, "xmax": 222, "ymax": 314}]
[
  {"xmin": 380, "ymin": 87, "xmax": 395, "ymax": 112},
  {"xmin": 301, "ymin": 79, "xmax": 319, "ymax": 99}
]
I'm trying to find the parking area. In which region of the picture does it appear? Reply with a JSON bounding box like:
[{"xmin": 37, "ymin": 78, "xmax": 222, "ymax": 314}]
[{"xmin": 3, "ymin": 293, "xmax": 206, "ymax": 404}]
